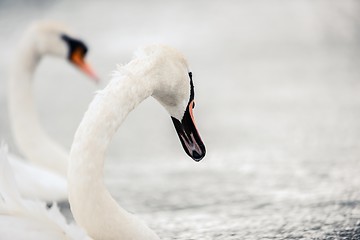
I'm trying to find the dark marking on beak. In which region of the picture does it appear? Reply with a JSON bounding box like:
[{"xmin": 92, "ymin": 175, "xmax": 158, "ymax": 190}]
[
  {"xmin": 61, "ymin": 34, "xmax": 99, "ymax": 82},
  {"xmin": 171, "ymin": 100, "xmax": 206, "ymax": 161}
]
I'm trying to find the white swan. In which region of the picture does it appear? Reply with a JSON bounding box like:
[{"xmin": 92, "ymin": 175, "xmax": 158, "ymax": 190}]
[
  {"xmin": 7, "ymin": 21, "xmax": 98, "ymax": 201},
  {"xmin": 0, "ymin": 144, "xmax": 91, "ymax": 240},
  {"xmin": 68, "ymin": 45, "xmax": 206, "ymax": 239}
]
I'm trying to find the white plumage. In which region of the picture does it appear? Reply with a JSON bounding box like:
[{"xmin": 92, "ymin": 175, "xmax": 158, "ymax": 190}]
[
  {"xmin": 0, "ymin": 144, "xmax": 91, "ymax": 240},
  {"xmin": 7, "ymin": 21, "xmax": 97, "ymax": 201},
  {"xmin": 8, "ymin": 153, "xmax": 67, "ymax": 202}
]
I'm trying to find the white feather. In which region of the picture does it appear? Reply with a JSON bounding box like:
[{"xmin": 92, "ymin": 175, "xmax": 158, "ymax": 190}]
[{"xmin": 0, "ymin": 144, "xmax": 91, "ymax": 240}]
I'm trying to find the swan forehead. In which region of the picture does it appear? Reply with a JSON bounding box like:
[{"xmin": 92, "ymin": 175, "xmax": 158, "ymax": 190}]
[
  {"xmin": 29, "ymin": 21, "xmax": 77, "ymax": 58},
  {"xmin": 135, "ymin": 44, "xmax": 188, "ymax": 65},
  {"xmin": 30, "ymin": 20, "xmax": 74, "ymax": 36}
]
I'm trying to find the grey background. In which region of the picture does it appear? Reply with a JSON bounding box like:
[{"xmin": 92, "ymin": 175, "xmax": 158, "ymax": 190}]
[{"xmin": 1, "ymin": 0, "xmax": 360, "ymax": 239}]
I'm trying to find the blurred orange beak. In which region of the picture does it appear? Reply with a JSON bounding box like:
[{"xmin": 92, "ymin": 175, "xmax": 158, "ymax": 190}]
[{"xmin": 71, "ymin": 49, "xmax": 99, "ymax": 83}]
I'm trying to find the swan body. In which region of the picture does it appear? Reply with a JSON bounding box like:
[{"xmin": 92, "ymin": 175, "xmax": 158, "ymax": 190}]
[
  {"xmin": 0, "ymin": 144, "xmax": 91, "ymax": 240},
  {"xmin": 8, "ymin": 153, "xmax": 67, "ymax": 202},
  {"xmin": 69, "ymin": 45, "xmax": 206, "ymax": 239},
  {"xmin": 7, "ymin": 21, "xmax": 97, "ymax": 201}
]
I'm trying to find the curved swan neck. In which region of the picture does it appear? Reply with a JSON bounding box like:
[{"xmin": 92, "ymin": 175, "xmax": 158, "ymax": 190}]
[
  {"xmin": 8, "ymin": 37, "xmax": 42, "ymax": 156},
  {"xmin": 8, "ymin": 32, "xmax": 68, "ymax": 176},
  {"xmin": 68, "ymin": 66, "xmax": 159, "ymax": 239}
]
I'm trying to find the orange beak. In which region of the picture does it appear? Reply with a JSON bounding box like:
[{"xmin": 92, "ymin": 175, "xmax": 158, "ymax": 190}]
[{"xmin": 71, "ymin": 48, "xmax": 99, "ymax": 83}]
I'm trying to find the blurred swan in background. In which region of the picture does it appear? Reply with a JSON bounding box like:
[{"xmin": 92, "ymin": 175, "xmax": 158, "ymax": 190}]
[
  {"xmin": 68, "ymin": 45, "xmax": 205, "ymax": 239},
  {"xmin": 0, "ymin": 144, "xmax": 91, "ymax": 240},
  {"xmin": 7, "ymin": 21, "xmax": 98, "ymax": 201}
]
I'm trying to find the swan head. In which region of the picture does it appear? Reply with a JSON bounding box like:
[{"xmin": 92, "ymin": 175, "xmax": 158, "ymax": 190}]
[
  {"xmin": 135, "ymin": 45, "xmax": 206, "ymax": 161},
  {"xmin": 27, "ymin": 21, "xmax": 98, "ymax": 81},
  {"xmin": 169, "ymin": 71, "xmax": 206, "ymax": 162}
]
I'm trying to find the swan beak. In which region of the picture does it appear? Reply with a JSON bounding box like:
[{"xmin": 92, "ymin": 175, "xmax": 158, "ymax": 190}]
[
  {"xmin": 71, "ymin": 49, "xmax": 99, "ymax": 83},
  {"xmin": 171, "ymin": 100, "xmax": 206, "ymax": 161}
]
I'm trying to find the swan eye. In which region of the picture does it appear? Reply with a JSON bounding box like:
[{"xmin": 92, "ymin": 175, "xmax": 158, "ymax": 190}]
[{"xmin": 192, "ymin": 101, "xmax": 195, "ymax": 109}]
